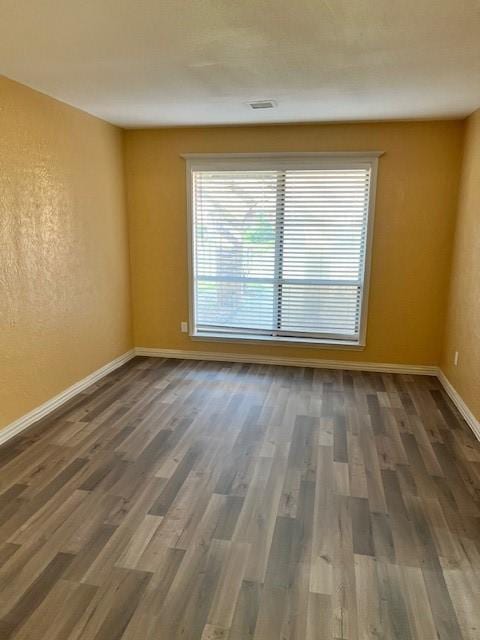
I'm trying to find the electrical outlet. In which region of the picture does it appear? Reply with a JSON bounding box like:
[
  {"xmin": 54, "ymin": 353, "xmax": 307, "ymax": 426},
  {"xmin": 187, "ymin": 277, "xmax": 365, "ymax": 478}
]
[
  {"xmin": 454, "ymin": 351, "xmax": 459, "ymax": 367},
  {"xmin": 180, "ymin": 321, "xmax": 188, "ymax": 333}
]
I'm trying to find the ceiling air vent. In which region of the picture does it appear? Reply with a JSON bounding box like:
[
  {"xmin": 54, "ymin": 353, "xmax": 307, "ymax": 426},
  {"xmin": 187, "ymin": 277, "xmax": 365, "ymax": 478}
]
[{"xmin": 248, "ymin": 100, "xmax": 276, "ymax": 110}]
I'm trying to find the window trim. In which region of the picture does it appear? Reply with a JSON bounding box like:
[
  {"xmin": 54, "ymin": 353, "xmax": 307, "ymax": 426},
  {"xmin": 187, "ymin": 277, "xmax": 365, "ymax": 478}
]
[{"xmin": 184, "ymin": 152, "xmax": 382, "ymax": 348}]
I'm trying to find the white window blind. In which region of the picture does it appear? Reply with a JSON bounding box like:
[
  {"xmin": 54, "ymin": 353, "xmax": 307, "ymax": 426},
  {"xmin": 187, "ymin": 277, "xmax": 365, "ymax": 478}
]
[{"xmin": 188, "ymin": 155, "xmax": 378, "ymax": 345}]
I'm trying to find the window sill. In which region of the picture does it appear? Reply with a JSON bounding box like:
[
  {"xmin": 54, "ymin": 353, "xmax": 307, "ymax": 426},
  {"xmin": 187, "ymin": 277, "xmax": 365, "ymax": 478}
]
[{"xmin": 190, "ymin": 332, "xmax": 365, "ymax": 350}]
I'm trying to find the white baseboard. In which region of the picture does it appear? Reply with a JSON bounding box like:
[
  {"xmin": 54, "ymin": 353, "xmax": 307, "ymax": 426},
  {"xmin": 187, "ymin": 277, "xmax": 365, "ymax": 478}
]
[
  {"xmin": 437, "ymin": 369, "xmax": 480, "ymax": 442},
  {"xmin": 134, "ymin": 347, "xmax": 438, "ymax": 376},
  {"xmin": 0, "ymin": 350, "xmax": 136, "ymax": 447}
]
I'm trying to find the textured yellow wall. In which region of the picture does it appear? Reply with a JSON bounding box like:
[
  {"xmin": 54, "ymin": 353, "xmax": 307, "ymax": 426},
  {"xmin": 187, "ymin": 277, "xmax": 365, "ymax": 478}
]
[
  {"xmin": 441, "ymin": 109, "xmax": 480, "ymax": 420},
  {"xmin": 124, "ymin": 121, "xmax": 463, "ymax": 366},
  {"xmin": 0, "ymin": 76, "xmax": 132, "ymax": 429},
  {"xmin": 0, "ymin": 77, "xmax": 472, "ymax": 432}
]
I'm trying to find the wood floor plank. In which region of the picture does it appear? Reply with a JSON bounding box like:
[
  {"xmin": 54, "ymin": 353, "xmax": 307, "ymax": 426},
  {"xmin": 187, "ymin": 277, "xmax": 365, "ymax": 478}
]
[
  {"xmin": 0, "ymin": 552, "xmax": 74, "ymax": 639},
  {"xmin": 0, "ymin": 359, "xmax": 477, "ymax": 639},
  {"xmin": 401, "ymin": 565, "xmax": 438, "ymax": 640}
]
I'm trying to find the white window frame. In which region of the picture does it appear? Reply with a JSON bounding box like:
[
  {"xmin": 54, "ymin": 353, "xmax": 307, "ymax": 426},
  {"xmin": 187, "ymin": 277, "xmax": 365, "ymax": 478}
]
[{"xmin": 184, "ymin": 152, "xmax": 381, "ymax": 349}]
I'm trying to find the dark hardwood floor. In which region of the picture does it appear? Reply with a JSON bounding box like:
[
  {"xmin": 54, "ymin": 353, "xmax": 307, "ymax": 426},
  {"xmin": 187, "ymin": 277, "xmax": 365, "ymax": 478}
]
[{"xmin": 0, "ymin": 356, "xmax": 479, "ymax": 639}]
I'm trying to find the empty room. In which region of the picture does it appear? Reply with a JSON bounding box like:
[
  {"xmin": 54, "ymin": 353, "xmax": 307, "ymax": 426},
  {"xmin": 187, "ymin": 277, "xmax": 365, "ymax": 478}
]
[{"xmin": 1, "ymin": 1, "xmax": 479, "ymax": 638}]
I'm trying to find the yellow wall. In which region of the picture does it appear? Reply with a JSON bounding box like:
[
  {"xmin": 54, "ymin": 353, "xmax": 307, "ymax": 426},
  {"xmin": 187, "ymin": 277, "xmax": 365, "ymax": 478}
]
[
  {"xmin": 441, "ymin": 109, "xmax": 480, "ymax": 420},
  {"xmin": 0, "ymin": 77, "xmax": 474, "ymax": 433},
  {"xmin": 0, "ymin": 76, "xmax": 132, "ymax": 429},
  {"xmin": 124, "ymin": 121, "xmax": 463, "ymax": 366}
]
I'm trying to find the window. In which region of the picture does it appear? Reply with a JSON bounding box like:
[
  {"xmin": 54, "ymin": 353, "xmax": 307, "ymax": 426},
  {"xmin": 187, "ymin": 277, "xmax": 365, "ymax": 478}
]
[{"xmin": 186, "ymin": 153, "xmax": 379, "ymax": 346}]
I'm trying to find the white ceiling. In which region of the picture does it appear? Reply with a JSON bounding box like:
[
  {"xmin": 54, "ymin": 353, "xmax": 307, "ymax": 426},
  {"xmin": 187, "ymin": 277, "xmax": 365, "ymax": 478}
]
[{"xmin": 1, "ymin": 0, "xmax": 480, "ymax": 127}]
